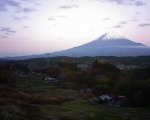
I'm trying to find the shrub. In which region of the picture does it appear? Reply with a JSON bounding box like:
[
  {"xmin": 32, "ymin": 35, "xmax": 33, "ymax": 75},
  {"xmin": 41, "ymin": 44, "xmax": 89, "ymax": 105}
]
[{"xmin": 28, "ymin": 95, "xmax": 62, "ymax": 105}]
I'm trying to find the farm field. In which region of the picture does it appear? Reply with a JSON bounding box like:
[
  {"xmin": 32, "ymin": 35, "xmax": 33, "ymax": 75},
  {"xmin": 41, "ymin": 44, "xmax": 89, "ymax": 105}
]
[{"xmin": 0, "ymin": 75, "xmax": 150, "ymax": 120}]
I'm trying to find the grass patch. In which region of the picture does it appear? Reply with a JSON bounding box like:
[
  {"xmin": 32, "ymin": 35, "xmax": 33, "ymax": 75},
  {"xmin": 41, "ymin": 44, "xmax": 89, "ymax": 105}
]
[{"xmin": 42, "ymin": 100, "xmax": 122, "ymax": 120}]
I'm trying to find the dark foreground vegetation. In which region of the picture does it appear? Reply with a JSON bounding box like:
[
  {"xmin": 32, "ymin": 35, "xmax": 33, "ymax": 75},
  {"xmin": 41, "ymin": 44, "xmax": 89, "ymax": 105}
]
[{"xmin": 0, "ymin": 56, "xmax": 150, "ymax": 120}]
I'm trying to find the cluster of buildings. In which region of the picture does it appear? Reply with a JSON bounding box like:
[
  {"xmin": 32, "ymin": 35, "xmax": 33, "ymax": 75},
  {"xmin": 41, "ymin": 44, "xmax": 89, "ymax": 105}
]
[{"xmin": 116, "ymin": 64, "xmax": 144, "ymax": 70}]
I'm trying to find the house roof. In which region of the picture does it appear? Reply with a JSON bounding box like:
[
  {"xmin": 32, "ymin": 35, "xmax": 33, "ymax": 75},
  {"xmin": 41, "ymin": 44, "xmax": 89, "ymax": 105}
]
[{"xmin": 99, "ymin": 95, "xmax": 112, "ymax": 100}]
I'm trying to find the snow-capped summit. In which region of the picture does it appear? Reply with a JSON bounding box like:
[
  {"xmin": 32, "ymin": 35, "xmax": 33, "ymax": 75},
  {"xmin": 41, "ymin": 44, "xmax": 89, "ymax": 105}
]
[
  {"xmin": 100, "ymin": 32, "xmax": 126, "ymax": 40},
  {"xmin": 88, "ymin": 32, "xmax": 145, "ymax": 47},
  {"xmin": 97, "ymin": 32, "xmax": 126, "ymax": 41}
]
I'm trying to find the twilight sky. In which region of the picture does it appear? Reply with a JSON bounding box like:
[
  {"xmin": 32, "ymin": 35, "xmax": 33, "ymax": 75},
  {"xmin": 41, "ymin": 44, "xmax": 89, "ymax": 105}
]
[{"xmin": 0, "ymin": 0, "xmax": 150, "ymax": 57}]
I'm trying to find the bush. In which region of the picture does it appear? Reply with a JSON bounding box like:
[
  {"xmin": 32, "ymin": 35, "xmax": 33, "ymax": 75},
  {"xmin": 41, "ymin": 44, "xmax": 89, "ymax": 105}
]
[
  {"xmin": 28, "ymin": 95, "xmax": 62, "ymax": 105},
  {"xmin": 20, "ymin": 103, "xmax": 40, "ymax": 113}
]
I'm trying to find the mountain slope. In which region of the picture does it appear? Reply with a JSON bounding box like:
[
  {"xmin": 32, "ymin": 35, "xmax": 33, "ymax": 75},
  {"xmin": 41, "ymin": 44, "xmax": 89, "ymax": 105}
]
[{"xmin": 48, "ymin": 32, "xmax": 149, "ymax": 57}]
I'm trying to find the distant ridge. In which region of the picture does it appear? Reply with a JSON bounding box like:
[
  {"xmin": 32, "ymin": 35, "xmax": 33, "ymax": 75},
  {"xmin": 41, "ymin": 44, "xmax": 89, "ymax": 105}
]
[{"xmin": 1, "ymin": 32, "xmax": 150, "ymax": 60}]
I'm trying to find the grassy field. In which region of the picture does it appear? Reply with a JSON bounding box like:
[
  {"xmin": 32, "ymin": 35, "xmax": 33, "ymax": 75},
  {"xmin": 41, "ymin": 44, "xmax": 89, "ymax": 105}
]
[
  {"xmin": 0, "ymin": 75, "xmax": 150, "ymax": 120},
  {"xmin": 42, "ymin": 100, "xmax": 123, "ymax": 120}
]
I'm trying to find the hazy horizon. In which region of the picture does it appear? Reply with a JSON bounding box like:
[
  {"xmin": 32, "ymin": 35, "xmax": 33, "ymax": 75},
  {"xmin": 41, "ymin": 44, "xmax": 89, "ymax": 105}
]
[{"xmin": 0, "ymin": 0, "xmax": 150, "ymax": 57}]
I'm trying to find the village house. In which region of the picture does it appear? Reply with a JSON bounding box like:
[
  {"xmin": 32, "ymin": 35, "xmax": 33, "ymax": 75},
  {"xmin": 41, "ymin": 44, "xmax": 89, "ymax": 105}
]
[
  {"xmin": 77, "ymin": 64, "xmax": 90, "ymax": 71},
  {"xmin": 45, "ymin": 77, "xmax": 58, "ymax": 84}
]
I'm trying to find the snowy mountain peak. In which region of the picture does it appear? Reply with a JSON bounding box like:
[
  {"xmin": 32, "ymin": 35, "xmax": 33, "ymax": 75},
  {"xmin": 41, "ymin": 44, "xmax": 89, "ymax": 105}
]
[{"xmin": 99, "ymin": 32, "xmax": 126, "ymax": 41}]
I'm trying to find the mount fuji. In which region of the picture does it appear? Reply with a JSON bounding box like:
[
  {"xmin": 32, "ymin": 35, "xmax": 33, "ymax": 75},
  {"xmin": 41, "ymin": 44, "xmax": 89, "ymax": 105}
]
[
  {"xmin": 91, "ymin": 32, "xmax": 144, "ymax": 46},
  {"xmin": 1, "ymin": 32, "xmax": 150, "ymax": 60},
  {"xmin": 47, "ymin": 32, "xmax": 150, "ymax": 57}
]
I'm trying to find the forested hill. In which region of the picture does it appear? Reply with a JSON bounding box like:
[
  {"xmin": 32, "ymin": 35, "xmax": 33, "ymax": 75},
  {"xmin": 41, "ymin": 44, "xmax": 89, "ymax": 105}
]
[{"xmin": 2, "ymin": 56, "xmax": 150, "ymax": 67}]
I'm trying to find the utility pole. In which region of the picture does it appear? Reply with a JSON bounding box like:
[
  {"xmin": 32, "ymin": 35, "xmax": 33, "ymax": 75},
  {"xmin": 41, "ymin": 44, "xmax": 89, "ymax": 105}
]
[
  {"xmin": 47, "ymin": 53, "xmax": 49, "ymax": 67},
  {"xmin": 101, "ymin": 51, "xmax": 104, "ymax": 62},
  {"xmin": 72, "ymin": 53, "xmax": 75, "ymax": 63}
]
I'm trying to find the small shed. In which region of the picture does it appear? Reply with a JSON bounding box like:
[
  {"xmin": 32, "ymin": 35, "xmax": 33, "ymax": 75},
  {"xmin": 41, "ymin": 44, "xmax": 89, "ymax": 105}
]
[{"xmin": 116, "ymin": 96, "xmax": 126, "ymax": 106}]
